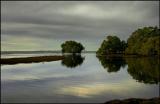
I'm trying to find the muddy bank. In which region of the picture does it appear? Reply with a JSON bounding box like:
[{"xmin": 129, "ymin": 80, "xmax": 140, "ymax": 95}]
[
  {"xmin": 1, "ymin": 55, "xmax": 64, "ymax": 65},
  {"xmin": 105, "ymin": 97, "xmax": 160, "ymax": 104}
]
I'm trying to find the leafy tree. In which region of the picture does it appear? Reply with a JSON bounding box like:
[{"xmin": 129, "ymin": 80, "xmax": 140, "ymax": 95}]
[
  {"xmin": 125, "ymin": 26, "xmax": 160, "ymax": 56},
  {"xmin": 61, "ymin": 41, "xmax": 84, "ymax": 53},
  {"xmin": 96, "ymin": 35, "xmax": 126, "ymax": 55},
  {"xmin": 120, "ymin": 40, "xmax": 127, "ymax": 52},
  {"xmin": 61, "ymin": 55, "xmax": 85, "ymax": 68}
]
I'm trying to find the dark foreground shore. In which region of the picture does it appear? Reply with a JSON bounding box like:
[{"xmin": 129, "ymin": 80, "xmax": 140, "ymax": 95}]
[
  {"xmin": 105, "ymin": 97, "xmax": 160, "ymax": 104},
  {"xmin": 1, "ymin": 55, "xmax": 64, "ymax": 65}
]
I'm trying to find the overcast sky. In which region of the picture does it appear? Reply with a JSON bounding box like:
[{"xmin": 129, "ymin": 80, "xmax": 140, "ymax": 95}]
[{"xmin": 1, "ymin": 1, "xmax": 159, "ymax": 51}]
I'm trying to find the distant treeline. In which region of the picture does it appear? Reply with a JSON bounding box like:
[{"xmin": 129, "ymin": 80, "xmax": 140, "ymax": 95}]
[{"xmin": 96, "ymin": 26, "xmax": 160, "ymax": 56}]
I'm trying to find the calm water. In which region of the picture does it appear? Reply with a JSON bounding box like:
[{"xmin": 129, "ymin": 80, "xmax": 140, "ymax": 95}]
[{"xmin": 1, "ymin": 53, "xmax": 159, "ymax": 103}]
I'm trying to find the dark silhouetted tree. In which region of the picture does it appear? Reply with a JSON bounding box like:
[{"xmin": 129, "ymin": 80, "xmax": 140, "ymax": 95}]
[
  {"xmin": 61, "ymin": 41, "xmax": 84, "ymax": 53},
  {"xmin": 96, "ymin": 35, "xmax": 126, "ymax": 55},
  {"xmin": 125, "ymin": 26, "xmax": 160, "ymax": 56}
]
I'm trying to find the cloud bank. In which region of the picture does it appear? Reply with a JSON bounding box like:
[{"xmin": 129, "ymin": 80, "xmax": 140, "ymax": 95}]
[{"xmin": 1, "ymin": 1, "xmax": 159, "ymax": 51}]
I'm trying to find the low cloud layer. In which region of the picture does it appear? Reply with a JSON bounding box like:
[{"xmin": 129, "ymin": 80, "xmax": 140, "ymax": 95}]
[{"xmin": 1, "ymin": 1, "xmax": 159, "ymax": 51}]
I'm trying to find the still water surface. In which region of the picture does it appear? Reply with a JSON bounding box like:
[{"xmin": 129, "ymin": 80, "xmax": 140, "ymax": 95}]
[{"xmin": 1, "ymin": 53, "xmax": 159, "ymax": 103}]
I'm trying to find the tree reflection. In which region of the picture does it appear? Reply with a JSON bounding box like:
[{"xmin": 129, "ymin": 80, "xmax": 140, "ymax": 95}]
[
  {"xmin": 61, "ymin": 54, "xmax": 85, "ymax": 68},
  {"xmin": 126, "ymin": 57, "xmax": 160, "ymax": 84},
  {"xmin": 96, "ymin": 56, "xmax": 126, "ymax": 73}
]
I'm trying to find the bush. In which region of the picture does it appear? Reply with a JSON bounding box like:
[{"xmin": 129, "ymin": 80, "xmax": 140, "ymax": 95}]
[{"xmin": 61, "ymin": 41, "xmax": 84, "ymax": 53}]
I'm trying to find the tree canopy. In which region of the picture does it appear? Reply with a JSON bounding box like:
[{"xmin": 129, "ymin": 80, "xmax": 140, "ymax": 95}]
[
  {"xmin": 61, "ymin": 41, "xmax": 84, "ymax": 53},
  {"xmin": 96, "ymin": 26, "xmax": 159, "ymax": 56},
  {"xmin": 125, "ymin": 26, "xmax": 160, "ymax": 56},
  {"xmin": 96, "ymin": 35, "xmax": 127, "ymax": 55}
]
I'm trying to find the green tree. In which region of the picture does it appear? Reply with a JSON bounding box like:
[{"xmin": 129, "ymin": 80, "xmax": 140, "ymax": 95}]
[
  {"xmin": 96, "ymin": 35, "xmax": 126, "ymax": 55},
  {"xmin": 120, "ymin": 40, "xmax": 127, "ymax": 53},
  {"xmin": 125, "ymin": 26, "xmax": 160, "ymax": 56},
  {"xmin": 61, "ymin": 41, "xmax": 84, "ymax": 53}
]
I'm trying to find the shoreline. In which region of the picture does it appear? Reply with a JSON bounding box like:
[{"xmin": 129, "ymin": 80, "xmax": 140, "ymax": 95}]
[{"xmin": 1, "ymin": 55, "xmax": 64, "ymax": 65}]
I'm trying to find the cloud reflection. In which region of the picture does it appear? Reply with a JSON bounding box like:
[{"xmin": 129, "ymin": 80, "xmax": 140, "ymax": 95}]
[{"xmin": 57, "ymin": 80, "xmax": 155, "ymax": 98}]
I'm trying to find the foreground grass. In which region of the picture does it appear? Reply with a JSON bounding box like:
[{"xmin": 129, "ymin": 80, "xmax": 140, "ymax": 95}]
[{"xmin": 1, "ymin": 55, "xmax": 64, "ymax": 65}]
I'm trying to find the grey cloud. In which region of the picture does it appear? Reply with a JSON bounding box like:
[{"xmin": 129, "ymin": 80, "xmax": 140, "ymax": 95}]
[{"xmin": 1, "ymin": 1, "xmax": 159, "ymax": 51}]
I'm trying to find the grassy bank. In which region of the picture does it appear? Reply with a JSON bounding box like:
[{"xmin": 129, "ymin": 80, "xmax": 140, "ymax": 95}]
[{"xmin": 1, "ymin": 55, "xmax": 64, "ymax": 65}]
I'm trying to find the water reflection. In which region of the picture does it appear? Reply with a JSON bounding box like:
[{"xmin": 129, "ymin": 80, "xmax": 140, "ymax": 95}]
[
  {"xmin": 96, "ymin": 56, "xmax": 159, "ymax": 84},
  {"xmin": 61, "ymin": 54, "xmax": 85, "ymax": 68},
  {"xmin": 126, "ymin": 57, "xmax": 160, "ymax": 84},
  {"xmin": 1, "ymin": 54, "xmax": 159, "ymax": 103},
  {"xmin": 96, "ymin": 56, "xmax": 126, "ymax": 73}
]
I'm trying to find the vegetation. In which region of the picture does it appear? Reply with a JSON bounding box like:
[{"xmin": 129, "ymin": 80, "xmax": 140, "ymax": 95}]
[
  {"xmin": 96, "ymin": 36, "xmax": 127, "ymax": 55},
  {"xmin": 96, "ymin": 26, "xmax": 159, "ymax": 56},
  {"xmin": 125, "ymin": 26, "xmax": 160, "ymax": 56},
  {"xmin": 61, "ymin": 41, "xmax": 84, "ymax": 53},
  {"xmin": 61, "ymin": 55, "xmax": 85, "ymax": 68}
]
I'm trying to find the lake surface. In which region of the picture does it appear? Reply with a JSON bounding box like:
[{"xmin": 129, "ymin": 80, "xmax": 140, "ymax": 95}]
[{"xmin": 1, "ymin": 53, "xmax": 159, "ymax": 103}]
